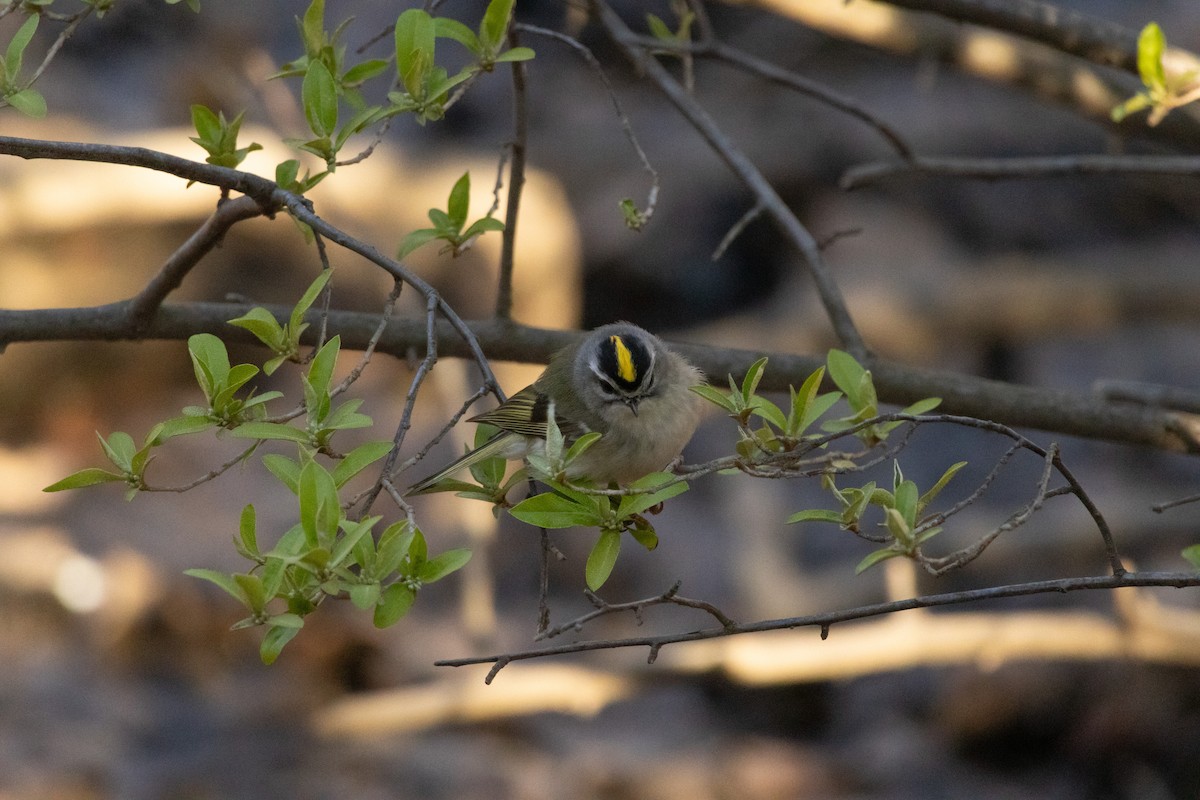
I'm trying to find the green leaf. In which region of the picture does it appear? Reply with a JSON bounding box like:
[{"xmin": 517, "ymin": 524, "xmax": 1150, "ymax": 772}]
[
  {"xmin": 492, "ymin": 46, "xmax": 535, "ymax": 63},
  {"xmin": 509, "ymin": 492, "xmax": 599, "ymax": 529},
  {"xmin": 6, "ymin": 88, "xmax": 46, "ymax": 118},
  {"xmin": 231, "ymin": 422, "xmax": 311, "ymax": 443},
  {"xmin": 785, "ymin": 508, "xmax": 845, "ymax": 525},
  {"xmin": 331, "ymin": 516, "xmax": 379, "ymax": 568},
  {"xmin": 374, "ymin": 583, "xmax": 416, "ymax": 627},
  {"xmin": 43, "ymin": 467, "xmax": 127, "ymax": 492},
  {"xmin": 306, "ymin": 334, "xmax": 340, "ymax": 400},
  {"xmin": 342, "ymin": 58, "xmax": 389, "ymax": 86},
  {"xmin": 1137, "ymin": 22, "xmax": 1167, "ymax": 92},
  {"xmin": 299, "ymin": 460, "xmax": 340, "ymax": 543},
  {"xmin": 300, "ymin": 0, "xmax": 326, "ymax": 56},
  {"xmin": 460, "ymin": 216, "xmax": 505, "ymax": 239},
  {"xmin": 302, "ymin": 59, "xmax": 339, "ymax": 137},
  {"xmin": 917, "ymin": 461, "xmax": 967, "ymax": 513},
  {"xmin": 480, "ymin": 0, "xmax": 515, "ymax": 51},
  {"xmin": 234, "ymin": 573, "xmax": 267, "ymax": 613},
  {"xmin": 446, "ymin": 172, "xmax": 471, "ymax": 231},
  {"xmin": 750, "ymin": 398, "xmax": 787, "ymax": 431},
  {"xmin": 585, "ymin": 528, "xmax": 621, "ymax": 591},
  {"xmin": 740, "ymin": 356, "xmax": 767, "ymax": 401},
  {"xmin": 98, "ymin": 431, "xmax": 137, "ymax": 473},
  {"xmin": 291, "ymin": 269, "xmax": 334, "ymax": 331},
  {"xmin": 418, "ymin": 548, "xmax": 472, "ymax": 583},
  {"xmin": 395, "ymin": 8, "xmax": 435, "ymax": 93},
  {"xmin": 147, "ymin": 415, "xmax": 216, "ymax": 444},
  {"xmin": 349, "ymin": 582, "xmax": 381, "ymax": 609},
  {"xmin": 434, "ymin": 17, "xmax": 481, "ymax": 53},
  {"xmin": 190, "ymin": 104, "xmax": 221, "ymax": 144},
  {"xmin": 238, "ymin": 504, "xmax": 258, "ymax": 556},
  {"xmin": 1183, "ymin": 543, "xmax": 1200, "ymax": 570},
  {"xmin": 184, "ymin": 568, "xmax": 249, "ymax": 605},
  {"xmin": 564, "ymin": 431, "xmax": 602, "ymax": 463},
  {"xmin": 826, "ymin": 349, "xmax": 866, "ymax": 406},
  {"xmin": 617, "ymin": 473, "xmax": 689, "ymax": 517},
  {"xmin": 894, "ymin": 479, "xmax": 918, "ymax": 528},
  {"xmin": 855, "ymin": 547, "xmax": 904, "ymax": 575},
  {"xmin": 376, "ymin": 520, "xmax": 417, "ymax": 577},
  {"xmin": 900, "ymin": 396, "xmax": 942, "ymax": 417},
  {"xmin": 262, "ymin": 454, "xmax": 302, "ymax": 493},
  {"xmin": 189, "ymin": 333, "xmax": 231, "ymax": 401},
  {"xmin": 646, "ymin": 13, "xmax": 673, "ymax": 41},
  {"xmin": 5, "ymin": 14, "xmax": 38, "ymax": 82},
  {"xmin": 397, "ymin": 228, "xmax": 440, "ymax": 259},
  {"xmin": 228, "ymin": 307, "xmax": 285, "ymax": 350},
  {"xmin": 332, "ymin": 440, "xmax": 393, "ymax": 487},
  {"xmin": 260, "ymin": 624, "xmax": 301, "ymax": 664},
  {"xmin": 690, "ymin": 384, "xmax": 736, "ymax": 412}
]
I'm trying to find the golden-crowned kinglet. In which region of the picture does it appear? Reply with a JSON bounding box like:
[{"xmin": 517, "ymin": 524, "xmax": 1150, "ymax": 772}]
[{"xmin": 407, "ymin": 322, "xmax": 705, "ymax": 494}]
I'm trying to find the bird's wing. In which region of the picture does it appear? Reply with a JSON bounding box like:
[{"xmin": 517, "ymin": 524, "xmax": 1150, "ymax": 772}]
[{"xmin": 468, "ymin": 385, "xmax": 592, "ymax": 441}]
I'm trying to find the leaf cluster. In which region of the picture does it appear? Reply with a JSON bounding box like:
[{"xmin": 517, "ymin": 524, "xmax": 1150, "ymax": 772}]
[
  {"xmin": 44, "ymin": 272, "xmax": 471, "ymax": 661},
  {"xmin": 0, "ymin": 14, "xmax": 45, "ymax": 117},
  {"xmin": 397, "ymin": 171, "xmax": 505, "ymax": 259}
]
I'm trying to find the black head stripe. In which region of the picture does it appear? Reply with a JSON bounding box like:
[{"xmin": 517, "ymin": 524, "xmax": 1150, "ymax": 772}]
[{"xmin": 598, "ymin": 333, "xmax": 652, "ymax": 392}]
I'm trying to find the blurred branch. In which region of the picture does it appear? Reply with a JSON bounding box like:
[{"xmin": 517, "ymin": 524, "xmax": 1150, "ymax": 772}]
[
  {"xmin": 622, "ymin": 32, "xmax": 914, "ymax": 158},
  {"xmin": 843, "ymin": 153, "xmax": 1200, "ymax": 188},
  {"xmin": 593, "ymin": 0, "xmax": 869, "ymax": 359},
  {"xmin": 494, "ymin": 27, "xmax": 529, "ymax": 321},
  {"xmin": 749, "ymin": 0, "xmax": 1200, "ymax": 151}
]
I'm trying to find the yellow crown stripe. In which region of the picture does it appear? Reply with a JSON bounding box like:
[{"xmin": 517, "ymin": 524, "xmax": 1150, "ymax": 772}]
[{"xmin": 610, "ymin": 335, "xmax": 637, "ymax": 383}]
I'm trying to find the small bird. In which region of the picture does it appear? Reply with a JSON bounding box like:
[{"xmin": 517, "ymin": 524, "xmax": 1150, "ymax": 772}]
[{"xmin": 407, "ymin": 322, "xmax": 705, "ymax": 494}]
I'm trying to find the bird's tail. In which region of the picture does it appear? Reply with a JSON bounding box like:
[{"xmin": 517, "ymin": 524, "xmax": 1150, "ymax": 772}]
[{"xmin": 404, "ymin": 432, "xmax": 518, "ymax": 496}]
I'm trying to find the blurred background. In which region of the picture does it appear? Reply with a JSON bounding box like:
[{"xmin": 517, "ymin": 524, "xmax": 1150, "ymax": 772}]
[{"xmin": 3, "ymin": 0, "xmax": 1200, "ymax": 797}]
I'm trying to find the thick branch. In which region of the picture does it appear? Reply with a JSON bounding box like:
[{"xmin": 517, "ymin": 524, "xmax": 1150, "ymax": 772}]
[{"xmin": 1, "ymin": 305, "xmax": 1193, "ymax": 453}]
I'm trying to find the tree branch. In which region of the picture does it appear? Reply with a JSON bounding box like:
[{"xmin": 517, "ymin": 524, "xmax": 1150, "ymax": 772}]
[
  {"xmin": 435, "ymin": 571, "xmax": 1200, "ymax": 681},
  {"xmin": 0, "ymin": 305, "xmax": 1194, "ymax": 453},
  {"xmin": 843, "ymin": 154, "xmax": 1200, "ymax": 188}
]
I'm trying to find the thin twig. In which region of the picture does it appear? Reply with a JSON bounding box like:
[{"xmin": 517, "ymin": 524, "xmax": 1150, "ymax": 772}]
[
  {"xmin": 141, "ymin": 442, "xmax": 261, "ymax": 493},
  {"xmin": 920, "ymin": 443, "xmax": 1059, "ymax": 575},
  {"xmin": 332, "ymin": 278, "xmax": 403, "ymax": 397},
  {"xmin": 536, "ymin": 581, "xmax": 738, "ymax": 641},
  {"xmin": 592, "ymin": 0, "xmax": 868, "ymax": 358},
  {"xmin": 516, "ymin": 21, "xmax": 661, "ymax": 230}
]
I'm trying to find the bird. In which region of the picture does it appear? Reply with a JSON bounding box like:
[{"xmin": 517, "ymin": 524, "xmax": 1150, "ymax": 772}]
[{"xmin": 406, "ymin": 322, "xmax": 705, "ymax": 495}]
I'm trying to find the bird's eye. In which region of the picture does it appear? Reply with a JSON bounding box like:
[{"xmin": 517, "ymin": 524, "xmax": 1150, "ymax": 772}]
[{"xmin": 596, "ymin": 379, "xmax": 620, "ymax": 396}]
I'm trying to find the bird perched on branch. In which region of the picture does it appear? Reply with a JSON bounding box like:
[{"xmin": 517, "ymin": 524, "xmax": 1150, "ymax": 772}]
[{"xmin": 407, "ymin": 322, "xmax": 705, "ymax": 494}]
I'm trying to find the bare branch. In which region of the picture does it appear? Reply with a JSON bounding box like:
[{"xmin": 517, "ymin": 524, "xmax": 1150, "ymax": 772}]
[
  {"xmin": 515, "ymin": 22, "xmax": 661, "ymax": 230},
  {"xmin": 436, "ymin": 571, "xmax": 1200, "ymax": 680}
]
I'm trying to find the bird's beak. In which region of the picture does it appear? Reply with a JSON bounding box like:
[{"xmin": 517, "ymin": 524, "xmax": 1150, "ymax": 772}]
[{"xmin": 624, "ymin": 398, "xmax": 640, "ymax": 416}]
